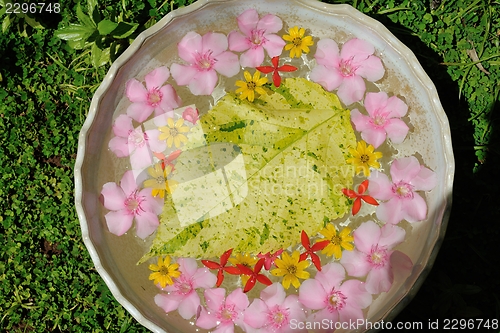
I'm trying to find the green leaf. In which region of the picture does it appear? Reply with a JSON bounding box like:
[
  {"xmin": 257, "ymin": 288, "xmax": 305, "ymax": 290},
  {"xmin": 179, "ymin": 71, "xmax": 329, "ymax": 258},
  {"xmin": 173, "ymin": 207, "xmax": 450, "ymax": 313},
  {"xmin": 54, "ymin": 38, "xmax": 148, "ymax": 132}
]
[
  {"xmin": 111, "ymin": 21, "xmax": 138, "ymax": 39},
  {"xmin": 97, "ymin": 19, "xmax": 118, "ymax": 36},
  {"xmin": 54, "ymin": 24, "xmax": 95, "ymax": 42},
  {"xmin": 2, "ymin": 12, "xmax": 11, "ymax": 33},
  {"xmin": 143, "ymin": 78, "xmax": 356, "ymax": 260},
  {"xmin": 77, "ymin": 2, "xmax": 96, "ymax": 28},
  {"xmin": 23, "ymin": 15, "xmax": 44, "ymax": 30},
  {"xmin": 91, "ymin": 43, "xmax": 110, "ymax": 67}
]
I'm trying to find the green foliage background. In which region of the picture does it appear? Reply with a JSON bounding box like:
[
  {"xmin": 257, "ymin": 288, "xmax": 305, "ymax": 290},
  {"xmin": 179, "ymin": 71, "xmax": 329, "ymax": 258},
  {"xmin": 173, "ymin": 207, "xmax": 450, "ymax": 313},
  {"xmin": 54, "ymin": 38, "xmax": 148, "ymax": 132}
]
[{"xmin": 0, "ymin": 0, "xmax": 498, "ymax": 331}]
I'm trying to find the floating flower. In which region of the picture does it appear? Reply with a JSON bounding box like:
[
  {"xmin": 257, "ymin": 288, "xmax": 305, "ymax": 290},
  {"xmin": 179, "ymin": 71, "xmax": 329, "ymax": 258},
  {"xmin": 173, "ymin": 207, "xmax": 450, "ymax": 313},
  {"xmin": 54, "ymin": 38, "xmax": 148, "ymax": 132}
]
[
  {"xmin": 317, "ymin": 224, "xmax": 354, "ymax": 259},
  {"xmin": 155, "ymin": 258, "xmax": 217, "ymax": 319},
  {"xmin": 257, "ymin": 249, "xmax": 284, "ymax": 270},
  {"xmin": 229, "ymin": 252, "xmax": 259, "ymax": 286},
  {"xmin": 196, "ymin": 288, "xmax": 249, "ymax": 332},
  {"xmin": 148, "ymin": 255, "xmax": 181, "ymax": 288},
  {"xmin": 228, "ymin": 9, "xmax": 286, "ymax": 67},
  {"xmin": 108, "ymin": 114, "xmax": 166, "ymax": 170},
  {"xmin": 170, "ymin": 31, "xmax": 240, "ymax": 95},
  {"xmin": 342, "ymin": 179, "xmax": 379, "ymax": 215},
  {"xmin": 101, "ymin": 170, "xmax": 163, "ymax": 239},
  {"xmin": 310, "ymin": 38, "xmax": 385, "ymax": 105},
  {"xmin": 283, "ymin": 26, "xmax": 314, "ymax": 58},
  {"xmin": 256, "ymin": 56, "xmax": 297, "ymax": 87},
  {"xmin": 271, "ymin": 250, "xmax": 309, "ymax": 289},
  {"xmin": 142, "ymin": 163, "xmax": 178, "ymax": 199},
  {"xmin": 351, "ymin": 92, "xmax": 409, "ymax": 148},
  {"xmin": 181, "ymin": 106, "xmax": 200, "ymax": 124},
  {"xmin": 244, "ymin": 283, "xmax": 307, "ymax": 333},
  {"xmin": 340, "ymin": 221, "xmax": 413, "ymax": 294},
  {"xmin": 299, "ymin": 230, "xmax": 329, "ymax": 271},
  {"xmin": 299, "ymin": 263, "xmax": 372, "ymax": 324},
  {"xmin": 202, "ymin": 248, "xmax": 241, "ymax": 287},
  {"xmin": 125, "ymin": 66, "xmax": 181, "ymax": 122},
  {"xmin": 368, "ymin": 156, "xmax": 437, "ymax": 224},
  {"xmin": 235, "ymin": 70, "xmax": 268, "ymax": 102},
  {"xmin": 153, "ymin": 149, "xmax": 182, "ymax": 172},
  {"xmin": 346, "ymin": 140, "xmax": 382, "ymax": 177},
  {"xmin": 158, "ymin": 118, "xmax": 190, "ymax": 148},
  {"xmin": 236, "ymin": 258, "xmax": 272, "ymax": 293}
]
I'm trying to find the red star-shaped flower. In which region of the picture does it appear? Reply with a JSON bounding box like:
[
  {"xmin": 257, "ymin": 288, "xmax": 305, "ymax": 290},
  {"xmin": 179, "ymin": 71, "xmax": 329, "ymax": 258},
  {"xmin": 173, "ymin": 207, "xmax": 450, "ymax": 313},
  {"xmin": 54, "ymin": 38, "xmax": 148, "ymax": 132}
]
[
  {"xmin": 342, "ymin": 179, "xmax": 379, "ymax": 215},
  {"xmin": 153, "ymin": 149, "xmax": 182, "ymax": 171},
  {"xmin": 256, "ymin": 56, "xmax": 297, "ymax": 87},
  {"xmin": 201, "ymin": 248, "xmax": 240, "ymax": 287},
  {"xmin": 257, "ymin": 249, "xmax": 284, "ymax": 270},
  {"xmin": 299, "ymin": 230, "xmax": 329, "ymax": 271},
  {"xmin": 236, "ymin": 258, "xmax": 272, "ymax": 293}
]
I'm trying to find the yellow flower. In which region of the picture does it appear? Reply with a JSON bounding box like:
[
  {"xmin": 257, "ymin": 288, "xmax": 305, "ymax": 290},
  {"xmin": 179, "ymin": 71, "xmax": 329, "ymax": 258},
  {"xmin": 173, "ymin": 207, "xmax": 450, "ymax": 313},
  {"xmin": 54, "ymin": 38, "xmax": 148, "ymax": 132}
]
[
  {"xmin": 283, "ymin": 26, "xmax": 314, "ymax": 58},
  {"xmin": 318, "ymin": 224, "xmax": 354, "ymax": 259},
  {"xmin": 235, "ymin": 70, "xmax": 268, "ymax": 102},
  {"xmin": 148, "ymin": 255, "xmax": 181, "ymax": 288},
  {"xmin": 229, "ymin": 252, "xmax": 258, "ymax": 286},
  {"xmin": 271, "ymin": 250, "xmax": 309, "ymax": 289},
  {"xmin": 143, "ymin": 163, "xmax": 178, "ymax": 198},
  {"xmin": 158, "ymin": 118, "xmax": 190, "ymax": 148},
  {"xmin": 346, "ymin": 140, "xmax": 382, "ymax": 177}
]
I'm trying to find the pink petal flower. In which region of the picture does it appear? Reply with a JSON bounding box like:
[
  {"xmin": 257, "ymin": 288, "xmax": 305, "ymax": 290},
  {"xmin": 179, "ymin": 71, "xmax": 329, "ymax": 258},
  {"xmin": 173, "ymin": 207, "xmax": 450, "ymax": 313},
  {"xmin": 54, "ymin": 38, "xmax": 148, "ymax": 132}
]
[
  {"xmin": 228, "ymin": 9, "xmax": 285, "ymax": 68},
  {"xmin": 311, "ymin": 38, "xmax": 385, "ymax": 105},
  {"xmin": 182, "ymin": 107, "xmax": 200, "ymax": 124},
  {"xmin": 125, "ymin": 67, "xmax": 181, "ymax": 122},
  {"xmin": 172, "ymin": 31, "xmax": 239, "ymax": 95},
  {"xmin": 351, "ymin": 92, "xmax": 409, "ymax": 148},
  {"xmin": 100, "ymin": 170, "xmax": 163, "ymax": 238}
]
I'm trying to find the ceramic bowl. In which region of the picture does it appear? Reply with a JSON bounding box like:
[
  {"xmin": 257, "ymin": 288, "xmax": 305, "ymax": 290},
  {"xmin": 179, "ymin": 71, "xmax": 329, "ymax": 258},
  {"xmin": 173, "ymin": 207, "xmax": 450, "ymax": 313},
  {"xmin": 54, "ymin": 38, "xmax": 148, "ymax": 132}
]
[{"xmin": 74, "ymin": 0, "xmax": 454, "ymax": 332}]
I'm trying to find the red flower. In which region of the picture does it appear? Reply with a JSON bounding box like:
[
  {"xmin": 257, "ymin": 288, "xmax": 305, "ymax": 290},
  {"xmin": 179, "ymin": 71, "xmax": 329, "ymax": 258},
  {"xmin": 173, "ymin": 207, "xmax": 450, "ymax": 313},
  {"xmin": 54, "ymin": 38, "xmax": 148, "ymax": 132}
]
[
  {"xmin": 201, "ymin": 248, "xmax": 240, "ymax": 287},
  {"xmin": 256, "ymin": 56, "xmax": 297, "ymax": 87},
  {"xmin": 299, "ymin": 230, "xmax": 329, "ymax": 271},
  {"xmin": 236, "ymin": 258, "xmax": 272, "ymax": 293},
  {"xmin": 342, "ymin": 179, "xmax": 378, "ymax": 215},
  {"xmin": 257, "ymin": 249, "xmax": 284, "ymax": 270},
  {"xmin": 153, "ymin": 149, "xmax": 182, "ymax": 171}
]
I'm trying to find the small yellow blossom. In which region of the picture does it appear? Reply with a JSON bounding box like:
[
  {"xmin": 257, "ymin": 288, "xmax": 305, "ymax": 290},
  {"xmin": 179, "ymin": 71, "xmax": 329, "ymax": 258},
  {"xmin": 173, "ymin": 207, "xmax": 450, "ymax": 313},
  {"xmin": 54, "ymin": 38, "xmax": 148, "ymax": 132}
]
[
  {"xmin": 158, "ymin": 118, "xmax": 190, "ymax": 148},
  {"xmin": 283, "ymin": 26, "xmax": 314, "ymax": 58},
  {"xmin": 235, "ymin": 70, "xmax": 268, "ymax": 102},
  {"xmin": 318, "ymin": 224, "xmax": 354, "ymax": 259},
  {"xmin": 271, "ymin": 250, "xmax": 309, "ymax": 289},
  {"xmin": 346, "ymin": 140, "xmax": 383, "ymax": 177},
  {"xmin": 148, "ymin": 256, "xmax": 181, "ymax": 288},
  {"xmin": 143, "ymin": 163, "xmax": 178, "ymax": 198},
  {"xmin": 229, "ymin": 252, "xmax": 258, "ymax": 286}
]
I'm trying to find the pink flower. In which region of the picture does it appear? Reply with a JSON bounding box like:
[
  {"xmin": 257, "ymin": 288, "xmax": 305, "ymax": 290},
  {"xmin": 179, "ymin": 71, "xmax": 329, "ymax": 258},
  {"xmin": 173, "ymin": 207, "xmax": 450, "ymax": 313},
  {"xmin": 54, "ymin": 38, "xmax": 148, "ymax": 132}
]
[
  {"xmin": 108, "ymin": 114, "xmax": 166, "ymax": 170},
  {"xmin": 196, "ymin": 288, "xmax": 249, "ymax": 333},
  {"xmin": 340, "ymin": 221, "xmax": 412, "ymax": 294},
  {"xmin": 244, "ymin": 283, "xmax": 306, "ymax": 333},
  {"xmin": 299, "ymin": 263, "xmax": 372, "ymax": 325},
  {"xmin": 125, "ymin": 66, "xmax": 181, "ymax": 122},
  {"xmin": 171, "ymin": 31, "xmax": 240, "ymax": 95},
  {"xmin": 228, "ymin": 9, "xmax": 286, "ymax": 68},
  {"xmin": 257, "ymin": 249, "xmax": 283, "ymax": 270},
  {"xmin": 182, "ymin": 106, "xmax": 200, "ymax": 124},
  {"xmin": 351, "ymin": 92, "xmax": 409, "ymax": 148},
  {"xmin": 368, "ymin": 156, "xmax": 437, "ymax": 224},
  {"xmin": 101, "ymin": 170, "xmax": 163, "ymax": 239},
  {"xmin": 154, "ymin": 258, "xmax": 217, "ymax": 319},
  {"xmin": 310, "ymin": 38, "xmax": 385, "ymax": 105}
]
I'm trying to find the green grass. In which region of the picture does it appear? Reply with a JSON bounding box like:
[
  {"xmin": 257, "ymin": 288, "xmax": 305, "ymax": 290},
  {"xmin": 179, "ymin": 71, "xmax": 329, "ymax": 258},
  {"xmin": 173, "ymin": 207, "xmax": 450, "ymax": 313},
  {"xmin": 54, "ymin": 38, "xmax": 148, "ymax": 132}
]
[{"xmin": 1, "ymin": 0, "xmax": 499, "ymax": 331}]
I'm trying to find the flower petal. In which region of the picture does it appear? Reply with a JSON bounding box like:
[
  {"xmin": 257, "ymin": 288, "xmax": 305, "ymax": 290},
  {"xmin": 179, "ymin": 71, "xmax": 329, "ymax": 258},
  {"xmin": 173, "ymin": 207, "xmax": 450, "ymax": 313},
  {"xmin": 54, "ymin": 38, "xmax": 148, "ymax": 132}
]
[
  {"xmin": 158, "ymin": 85, "xmax": 182, "ymax": 114},
  {"xmin": 178, "ymin": 292, "xmax": 201, "ymax": 319},
  {"xmin": 120, "ymin": 170, "xmax": 139, "ymax": 196},
  {"xmin": 402, "ymin": 193, "xmax": 428, "ymax": 222},
  {"xmin": 365, "ymin": 265, "xmax": 393, "ymax": 294},
  {"xmin": 240, "ymin": 47, "xmax": 265, "ymax": 68},
  {"xmin": 170, "ymin": 63, "xmax": 199, "ymax": 86},
  {"xmin": 145, "ymin": 66, "xmax": 170, "ymax": 91},
  {"xmin": 154, "ymin": 293, "xmax": 181, "ymax": 314},
  {"xmin": 339, "ymin": 279, "xmax": 372, "ymax": 310},
  {"xmin": 260, "ymin": 283, "xmax": 286, "ymax": 307},
  {"xmin": 108, "ymin": 136, "xmax": 130, "ymax": 158},
  {"xmin": 337, "ymin": 75, "xmax": 365, "ymax": 105},
  {"xmin": 411, "ymin": 166, "xmax": 437, "ymax": 191},
  {"xmin": 257, "ymin": 13, "xmax": 283, "ymax": 33},
  {"xmin": 228, "ymin": 31, "xmax": 251, "ymax": 52},
  {"xmin": 314, "ymin": 38, "xmax": 340, "ymax": 67},
  {"xmin": 385, "ymin": 95, "xmax": 408, "ymax": 118},
  {"xmin": 189, "ymin": 70, "xmax": 219, "ymax": 95},
  {"xmin": 244, "ymin": 299, "xmax": 267, "ymax": 328},
  {"xmin": 368, "ymin": 170, "xmax": 393, "ymax": 200},
  {"xmin": 112, "ymin": 114, "xmax": 134, "ymax": 137},
  {"xmin": 262, "ymin": 34, "xmax": 286, "ymax": 58},
  {"xmin": 390, "ymin": 156, "xmax": 422, "ymax": 183},
  {"xmin": 353, "ymin": 220, "xmax": 381, "ymax": 254},
  {"xmin": 350, "ymin": 109, "xmax": 371, "ymax": 132},
  {"xmin": 356, "ymin": 55, "xmax": 385, "ymax": 82},
  {"xmin": 364, "ymin": 92, "xmax": 388, "ymax": 117},
  {"xmin": 298, "ymin": 279, "xmax": 326, "ymax": 310},
  {"xmin": 213, "ymin": 51, "xmax": 240, "ymax": 77},
  {"xmin": 196, "ymin": 306, "xmax": 218, "ymax": 329},
  {"xmin": 376, "ymin": 198, "xmax": 405, "ymax": 225},
  {"xmin": 105, "ymin": 210, "xmax": 133, "ymax": 236},
  {"xmin": 178, "ymin": 31, "xmax": 203, "ymax": 63},
  {"xmin": 340, "ymin": 38, "xmax": 375, "ymax": 60},
  {"xmin": 309, "ymin": 65, "xmax": 342, "ymax": 92},
  {"xmin": 125, "ymin": 79, "xmax": 148, "ymax": 103},
  {"xmin": 130, "ymin": 145, "xmax": 154, "ymax": 170},
  {"xmin": 236, "ymin": 9, "xmax": 259, "ymax": 37},
  {"xmin": 101, "ymin": 182, "xmax": 126, "ymax": 211},
  {"xmin": 378, "ymin": 223, "xmax": 406, "ymax": 249},
  {"xmin": 126, "ymin": 103, "xmax": 155, "ymax": 123},
  {"xmin": 202, "ymin": 32, "xmax": 229, "ymax": 56},
  {"xmin": 134, "ymin": 211, "xmax": 159, "ymax": 238},
  {"xmin": 227, "ymin": 288, "xmax": 249, "ymax": 310},
  {"xmin": 384, "ymin": 118, "xmax": 409, "ymax": 144},
  {"xmin": 314, "ymin": 263, "xmax": 345, "ymax": 291},
  {"xmin": 340, "ymin": 249, "xmax": 371, "ymax": 277},
  {"xmin": 204, "ymin": 288, "xmax": 226, "ymax": 311}
]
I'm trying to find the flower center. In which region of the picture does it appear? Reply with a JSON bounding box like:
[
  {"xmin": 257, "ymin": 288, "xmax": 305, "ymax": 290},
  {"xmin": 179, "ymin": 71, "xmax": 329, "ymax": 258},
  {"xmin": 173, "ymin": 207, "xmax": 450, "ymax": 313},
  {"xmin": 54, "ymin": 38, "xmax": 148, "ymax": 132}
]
[
  {"xmin": 286, "ymin": 265, "xmax": 297, "ymax": 275},
  {"xmin": 250, "ymin": 29, "xmax": 267, "ymax": 46},
  {"xmin": 195, "ymin": 50, "xmax": 216, "ymax": 71},
  {"xmin": 159, "ymin": 266, "xmax": 171, "ymax": 275},
  {"xmin": 169, "ymin": 127, "xmax": 179, "ymax": 137},
  {"xmin": 339, "ymin": 57, "xmax": 357, "ymax": 77},
  {"xmin": 175, "ymin": 276, "xmax": 193, "ymax": 295},
  {"xmin": 124, "ymin": 191, "xmax": 145, "ymax": 215},
  {"xmin": 360, "ymin": 154, "xmax": 370, "ymax": 163},
  {"xmin": 217, "ymin": 303, "xmax": 237, "ymax": 322},
  {"xmin": 392, "ymin": 181, "xmax": 414, "ymax": 199},
  {"xmin": 155, "ymin": 175, "xmax": 165, "ymax": 185},
  {"xmin": 128, "ymin": 129, "xmax": 148, "ymax": 148},
  {"xmin": 147, "ymin": 87, "xmax": 163, "ymax": 107},
  {"xmin": 292, "ymin": 37, "xmax": 302, "ymax": 47},
  {"xmin": 327, "ymin": 289, "xmax": 347, "ymax": 312},
  {"xmin": 367, "ymin": 245, "xmax": 389, "ymax": 268},
  {"xmin": 266, "ymin": 305, "xmax": 289, "ymax": 329},
  {"xmin": 246, "ymin": 81, "xmax": 256, "ymax": 90},
  {"xmin": 330, "ymin": 235, "xmax": 341, "ymax": 246}
]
